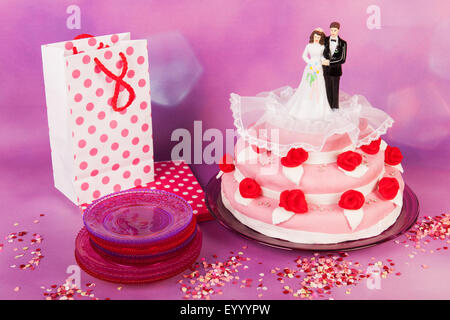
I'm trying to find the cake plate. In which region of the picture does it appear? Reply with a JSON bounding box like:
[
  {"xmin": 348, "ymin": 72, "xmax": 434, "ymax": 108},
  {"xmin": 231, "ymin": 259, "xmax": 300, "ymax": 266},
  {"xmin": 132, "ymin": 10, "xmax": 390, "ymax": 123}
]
[{"xmin": 205, "ymin": 174, "xmax": 419, "ymax": 251}]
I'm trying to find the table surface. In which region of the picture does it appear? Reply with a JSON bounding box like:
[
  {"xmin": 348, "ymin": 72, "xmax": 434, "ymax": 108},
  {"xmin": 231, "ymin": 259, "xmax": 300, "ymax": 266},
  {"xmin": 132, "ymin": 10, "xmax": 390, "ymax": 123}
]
[{"xmin": 0, "ymin": 155, "xmax": 448, "ymax": 300}]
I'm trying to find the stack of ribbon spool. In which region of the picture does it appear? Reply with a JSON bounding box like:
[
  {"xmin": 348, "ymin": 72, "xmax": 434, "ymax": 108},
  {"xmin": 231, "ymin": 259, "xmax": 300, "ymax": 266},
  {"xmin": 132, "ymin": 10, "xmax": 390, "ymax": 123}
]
[{"xmin": 75, "ymin": 189, "xmax": 202, "ymax": 283}]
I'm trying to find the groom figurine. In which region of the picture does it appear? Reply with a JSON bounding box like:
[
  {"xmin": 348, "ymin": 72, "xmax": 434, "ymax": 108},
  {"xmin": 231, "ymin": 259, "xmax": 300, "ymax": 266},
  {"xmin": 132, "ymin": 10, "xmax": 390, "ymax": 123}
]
[{"xmin": 323, "ymin": 22, "xmax": 347, "ymax": 109}]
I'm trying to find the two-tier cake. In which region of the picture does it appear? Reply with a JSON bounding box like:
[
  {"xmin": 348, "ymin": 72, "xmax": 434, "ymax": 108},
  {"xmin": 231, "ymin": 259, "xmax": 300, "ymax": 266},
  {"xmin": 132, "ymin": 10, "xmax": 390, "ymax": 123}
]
[{"xmin": 219, "ymin": 88, "xmax": 404, "ymax": 244}]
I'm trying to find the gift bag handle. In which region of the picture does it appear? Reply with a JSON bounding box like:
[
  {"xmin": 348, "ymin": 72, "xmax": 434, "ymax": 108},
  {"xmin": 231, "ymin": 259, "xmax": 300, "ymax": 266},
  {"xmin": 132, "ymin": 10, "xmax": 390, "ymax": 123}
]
[
  {"xmin": 73, "ymin": 34, "xmax": 136, "ymax": 112},
  {"xmin": 93, "ymin": 53, "xmax": 136, "ymax": 112}
]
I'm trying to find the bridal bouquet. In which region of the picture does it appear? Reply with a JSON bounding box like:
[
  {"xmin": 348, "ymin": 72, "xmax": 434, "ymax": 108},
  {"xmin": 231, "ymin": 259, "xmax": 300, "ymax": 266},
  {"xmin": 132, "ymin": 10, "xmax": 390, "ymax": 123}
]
[{"xmin": 306, "ymin": 62, "xmax": 321, "ymax": 86}]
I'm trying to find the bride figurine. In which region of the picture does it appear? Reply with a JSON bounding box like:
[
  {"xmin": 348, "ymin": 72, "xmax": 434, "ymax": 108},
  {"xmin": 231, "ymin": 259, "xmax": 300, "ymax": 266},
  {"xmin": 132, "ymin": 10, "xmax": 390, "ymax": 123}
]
[{"xmin": 287, "ymin": 28, "xmax": 332, "ymax": 120}]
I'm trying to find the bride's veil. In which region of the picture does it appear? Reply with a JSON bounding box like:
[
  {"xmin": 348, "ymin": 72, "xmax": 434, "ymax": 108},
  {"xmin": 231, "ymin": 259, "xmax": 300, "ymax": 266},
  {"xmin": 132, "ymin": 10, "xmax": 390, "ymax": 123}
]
[{"xmin": 230, "ymin": 87, "xmax": 394, "ymax": 155}]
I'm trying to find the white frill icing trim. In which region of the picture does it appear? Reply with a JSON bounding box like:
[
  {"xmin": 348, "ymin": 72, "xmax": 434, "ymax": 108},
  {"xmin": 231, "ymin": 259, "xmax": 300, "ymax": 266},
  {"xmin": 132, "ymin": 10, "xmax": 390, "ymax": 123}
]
[
  {"xmin": 338, "ymin": 164, "xmax": 369, "ymax": 178},
  {"xmin": 282, "ymin": 165, "xmax": 304, "ymax": 186},
  {"xmin": 234, "ymin": 189, "xmax": 253, "ymax": 206},
  {"xmin": 392, "ymin": 192, "xmax": 403, "ymax": 207},
  {"xmin": 221, "ymin": 189, "xmax": 403, "ymax": 244},
  {"xmin": 272, "ymin": 207, "xmax": 295, "ymax": 225},
  {"xmin": 343, "ymin": 208, "xmax": 364, "ymax": 231},
  {"xmin": 236, "ymin": 146, "xmax": 259, "ymax": 164},
  {"xmin": 230, "ymin": 89, "xmax": 395, "ymax": 156},
  {"xmin": 233, "ymin": 167, "xmax": 385, "ymax": 205},
  {"xmin": 355, "ymin": 118, "xmax": 394, "ymax": 149}
]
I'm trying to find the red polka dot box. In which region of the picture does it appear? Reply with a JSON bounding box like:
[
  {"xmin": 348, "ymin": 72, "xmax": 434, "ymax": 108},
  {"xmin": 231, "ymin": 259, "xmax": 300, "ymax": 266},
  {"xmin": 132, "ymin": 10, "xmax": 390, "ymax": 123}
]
[
  {"xmin": 144, "ymin": 160, "xmax": 212, "ymax": 222},
  {"xmin": 41, "ymin": 33, "xmax": 155, "ymax": 206},
  {"xmin": 79, "ymin": 160, "xmax": 212, "ymax": 222}
]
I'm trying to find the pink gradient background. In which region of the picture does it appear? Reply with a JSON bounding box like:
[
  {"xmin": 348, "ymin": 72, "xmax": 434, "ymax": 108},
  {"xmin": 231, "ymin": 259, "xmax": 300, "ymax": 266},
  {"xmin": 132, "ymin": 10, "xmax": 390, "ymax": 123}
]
[{"xmin": 0, "ymin": 0, "xmax": 448, "ymax": 299}]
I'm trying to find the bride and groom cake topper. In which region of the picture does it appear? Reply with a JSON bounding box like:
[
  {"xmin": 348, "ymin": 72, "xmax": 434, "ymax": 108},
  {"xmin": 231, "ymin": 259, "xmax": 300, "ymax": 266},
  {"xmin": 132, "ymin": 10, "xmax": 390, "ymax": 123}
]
[{"xmin": 287, "ymin": 22, "xmax": 347, "ymax": 120}]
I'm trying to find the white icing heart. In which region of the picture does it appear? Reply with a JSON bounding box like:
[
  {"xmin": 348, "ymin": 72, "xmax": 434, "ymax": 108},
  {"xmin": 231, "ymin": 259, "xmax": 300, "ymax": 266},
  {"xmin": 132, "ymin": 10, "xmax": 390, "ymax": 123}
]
[
  {"xmin": 272, "ymin": 207, "xmax": 295, "ymax": 225},
  {"xmin": 393, "ymin": 163, "xmax": 404, "ymax": 173},
  {"xmin": 234, "ymin": 189, "xmax": 253, "ymax": 206},
  {"xmin": 380, "ymin": 140, "xmax": 388, "ymax": 151},
  {"xmin": 216, "ymin": 171, "xmax": 224, "ymax": 179},
  {"xmin": 343, "ymin": 208, "xmax": 364, "ymax": 231},
  {"xmin": 236, "ymin": 146, "xmax": 259, "ymax": 164},
  {"xmin": 282, "ymin": 165, "xmax": 304, "ymax": 186},
  {"xmin": 392, "ymin": 192, "xmax": 403, "ymax": 207},
  {"xmin": 338, "ymin": 164, "xmax": 369, "ymax": 178}
]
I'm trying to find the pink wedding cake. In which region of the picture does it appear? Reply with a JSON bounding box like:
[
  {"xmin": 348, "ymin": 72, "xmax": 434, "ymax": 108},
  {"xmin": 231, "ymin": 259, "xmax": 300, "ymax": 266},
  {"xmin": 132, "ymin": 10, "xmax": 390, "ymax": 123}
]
[{"xmin": 219, "ymin": 88, "xmax": 404, "ymax": 244}]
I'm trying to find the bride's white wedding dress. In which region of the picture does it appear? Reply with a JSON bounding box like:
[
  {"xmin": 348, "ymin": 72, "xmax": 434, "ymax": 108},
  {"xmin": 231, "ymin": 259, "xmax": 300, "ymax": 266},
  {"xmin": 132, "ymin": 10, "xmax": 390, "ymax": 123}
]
[{"xmin": 287, "ymin": 43, "xmax": 332, "ymax": 119}]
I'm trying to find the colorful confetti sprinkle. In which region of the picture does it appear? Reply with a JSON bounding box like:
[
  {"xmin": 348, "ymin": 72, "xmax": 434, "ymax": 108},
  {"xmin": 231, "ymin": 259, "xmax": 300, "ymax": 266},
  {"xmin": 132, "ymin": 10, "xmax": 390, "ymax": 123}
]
[
  {"xmin": 270, "ymin": 252, "xmax": 395, "ymax": 300},
  {"xmin": 4, "ymin": 231, "xmax": 44, "ymax": 271},
  {"xmin": 178, "ymin": 247, "xmax": 251, "ymax": 300},
  {"xmin": 42, "ymin": 278, "xmax": 106, "ymax": 300},
  {"xmin": 395, "ymin": 213, "xmax": 450, "ymax": 254}
]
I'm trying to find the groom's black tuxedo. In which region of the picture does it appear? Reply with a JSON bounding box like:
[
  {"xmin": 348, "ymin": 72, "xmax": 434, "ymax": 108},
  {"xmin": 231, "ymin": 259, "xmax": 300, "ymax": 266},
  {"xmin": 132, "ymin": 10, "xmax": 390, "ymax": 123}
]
[
  {"xmin": 323, "ymin": 36, "xmax": 347, "ymax": 76},
  {"xmin": 323, "ymin": 36, "xmax": 347, "ymax": 109}
]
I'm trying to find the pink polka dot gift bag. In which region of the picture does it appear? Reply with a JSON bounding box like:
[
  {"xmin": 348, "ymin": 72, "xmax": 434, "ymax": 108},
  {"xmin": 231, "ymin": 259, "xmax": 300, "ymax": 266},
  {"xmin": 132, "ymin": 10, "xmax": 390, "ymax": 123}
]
[{"xmin": 41, "ymin": 33, "xmax": 154, "ymax": 206}]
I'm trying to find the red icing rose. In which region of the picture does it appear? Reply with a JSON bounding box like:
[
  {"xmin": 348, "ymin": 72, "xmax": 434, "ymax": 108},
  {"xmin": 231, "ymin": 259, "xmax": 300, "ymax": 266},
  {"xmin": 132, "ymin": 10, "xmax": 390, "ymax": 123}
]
[
  {"xmin": 279, "ymin": 189, "xmax": 308, "ymax": 214},
  {"xmin": 239, "ymin": 178, "xmax": 261, "ymax": 199},
  {"xmin": 384, "ymin": 146, "xmax": 403, "ymax": 166},
  {"xmin": 360, "ymin": 138, "xmax": 381, "ymax": 155},
  {"xmin": 378, "ymin": 177, "xmax": 400, "ymax": 200},
  {"xmin": 219, "ymin": 154, "xmax": 235, "ymax": 173},
  {"xmin": 281, "ymin": 148, "xmax": 309, "ymax": 167},
  {"xmin": 337, "ymin": 151, "xmax": 363, "ymax": 171},
  {"xmin": 338, "ymin": 190, "xmax": 365, "ymax": 210}
]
